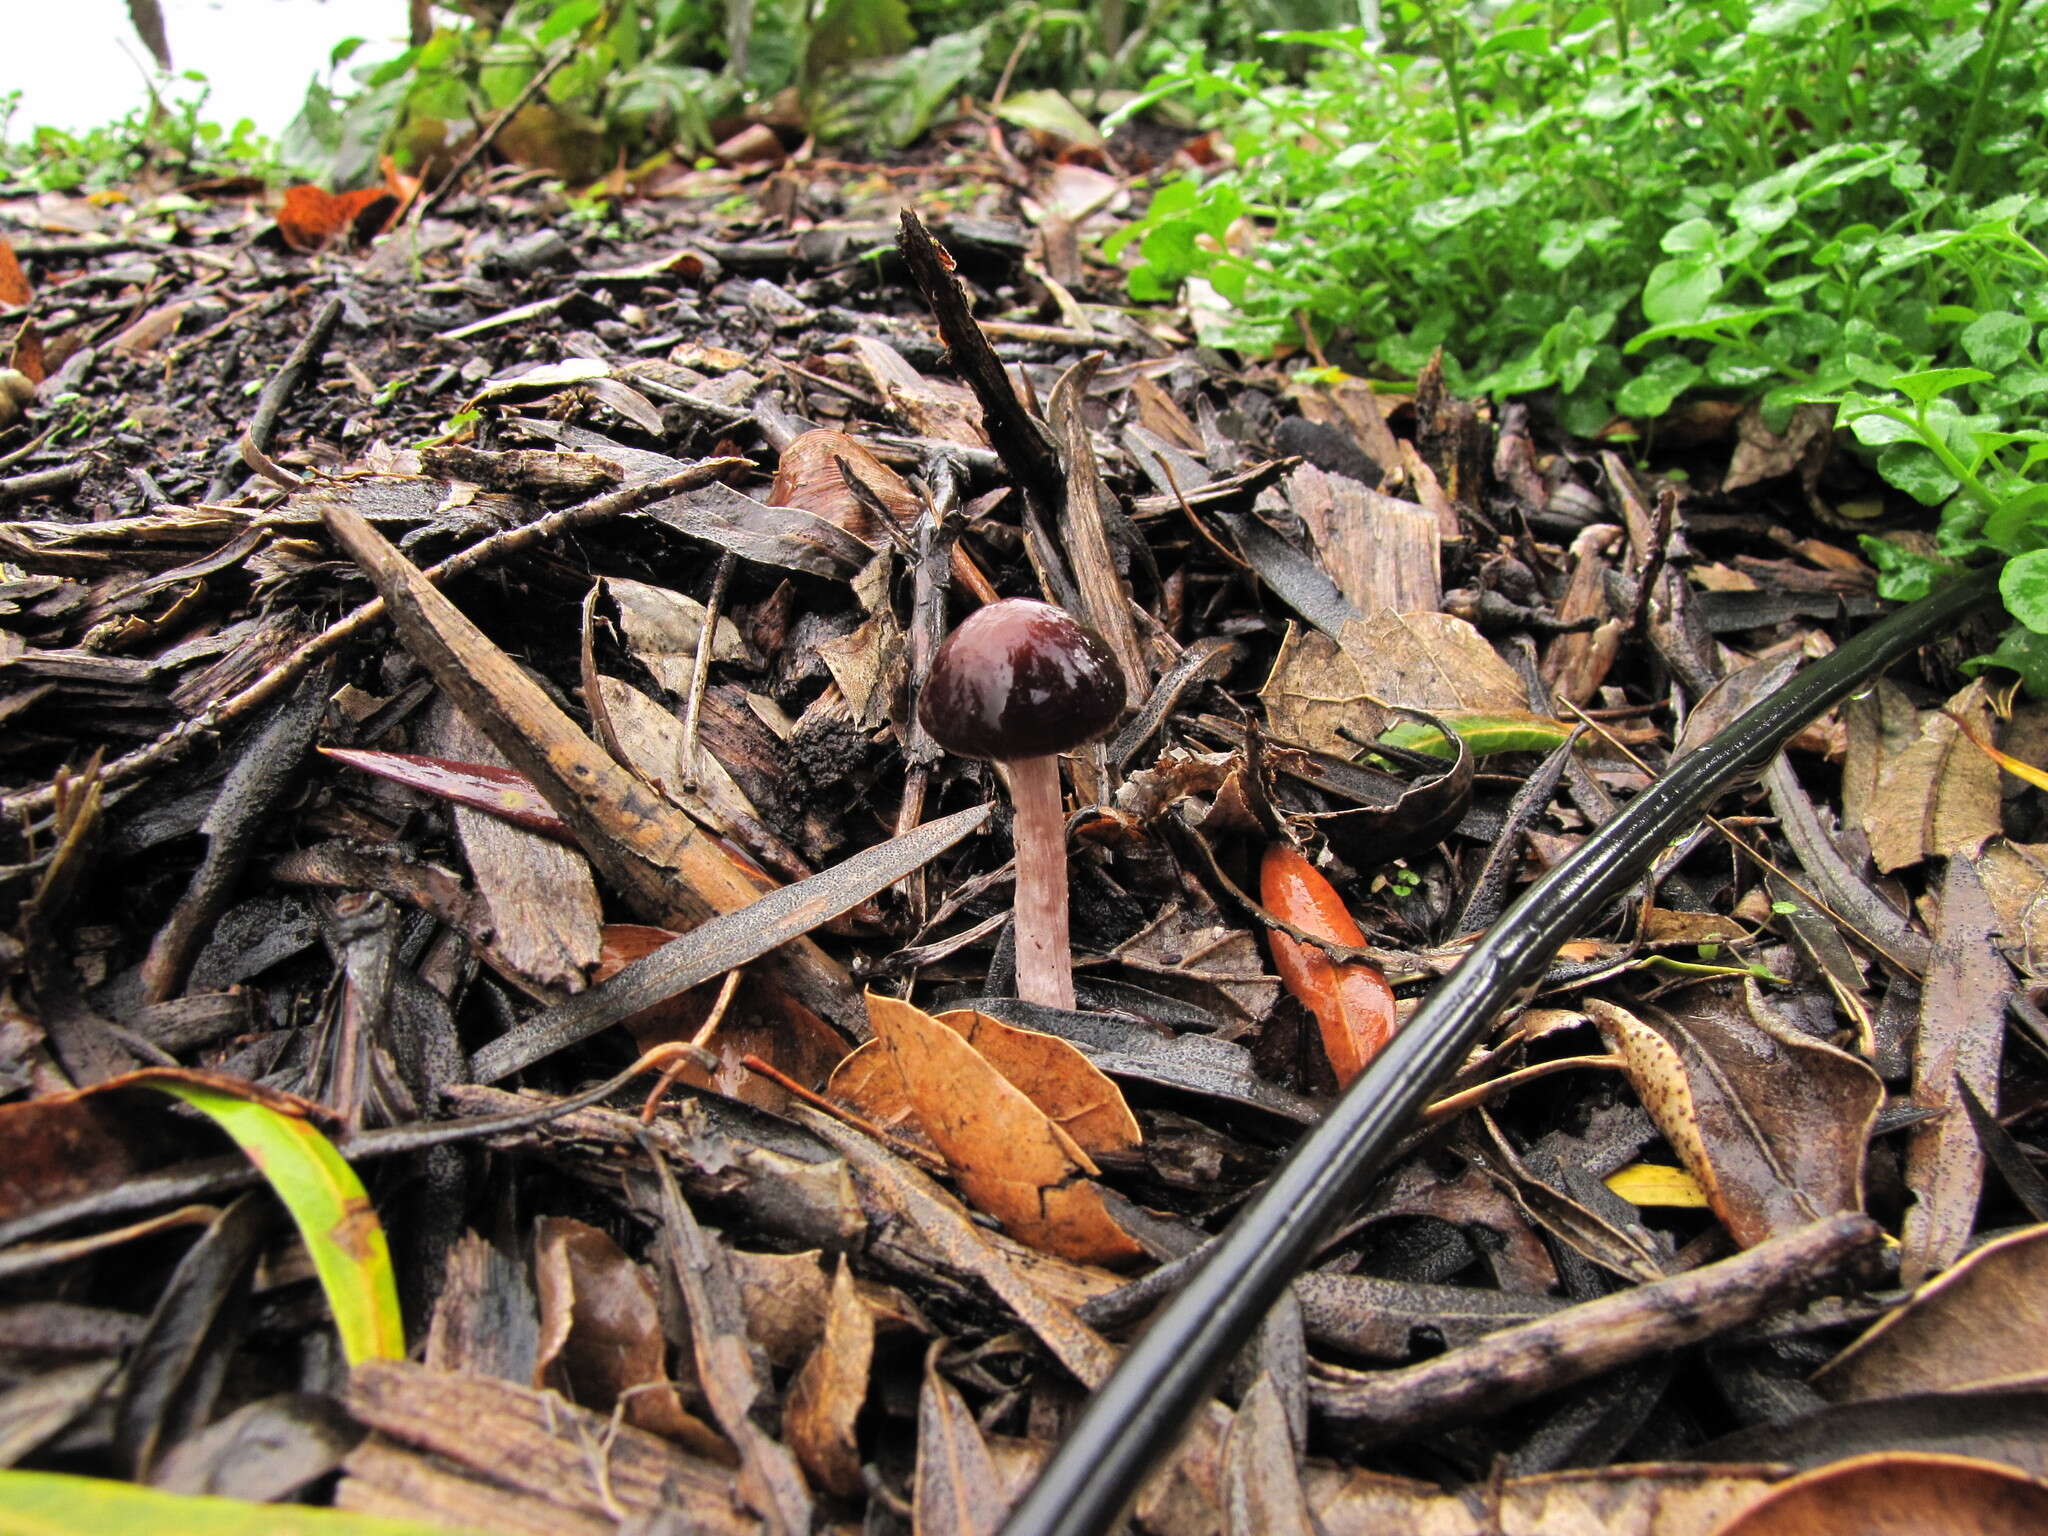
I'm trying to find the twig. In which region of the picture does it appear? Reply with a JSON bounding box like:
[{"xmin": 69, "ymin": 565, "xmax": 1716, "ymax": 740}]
[
  {"xmin": 210, "ymin": 293, "xmax": 345, "ymax": 501},
  {"xmin": 1, "ymin": 459, "xmax": 747, "ymax": 823},
  {"xmin": 0, "ymin": 461, "xmax": 87, "ymax": 504},
  {"xmin": 1311, "ymin": 1214, "xmax": 1881, "ymax": 1443},
  {"xmin": 679, "ymin": 551, "xmax": 735, "ymax": 794},
  {"xmin": 741, "ymin": 1054, "xmax": 949, "ymax": 1174},
  {"xmin": 637, "ymin": 969, "xmax": 745, "ymax": 1122}
]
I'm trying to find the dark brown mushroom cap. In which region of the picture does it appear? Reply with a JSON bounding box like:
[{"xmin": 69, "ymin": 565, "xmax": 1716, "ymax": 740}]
[{"xmin": 918, "ymin": 599, "xmax": 1126, "ymax": 760}]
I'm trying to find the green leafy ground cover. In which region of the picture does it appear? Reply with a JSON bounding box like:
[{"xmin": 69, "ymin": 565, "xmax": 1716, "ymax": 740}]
[{"xmin": 1109, "ymin": 0, "xmax": 2048, "ymax": 683}]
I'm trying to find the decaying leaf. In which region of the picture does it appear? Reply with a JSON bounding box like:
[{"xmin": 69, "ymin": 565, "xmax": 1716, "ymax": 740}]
[
  {"xmin": 857, "ymin": 993, "xmax": 1143, "ymax": 1266},
  {"xmin": 1817, "ymin": 1223, "xmax": 2048, "ymax": 1401},
  {"xmin": 1858, "ymin": 680, "xmax": 2003, "ymax": 874},
  {"xmin": 533, "ymin": 1216, "xmax": 724, "ymax": 1456},
  {"xmin": 1589, "ymin": 983, "xmax": 1880, "ymax": 1248},
  {"xmin": 782, "ymin": 1258, "xmax": 874, "ymax": 1497},
  {"xmin": 914, "ymin": 1350, "xmax": 1007, "ymax": 1536},
  {"xmin": 1706, "ymin": 1452, "xmax": 2048, "ymax": 1536},
  {"xmin": 1902, "ymin": 855, "xmax": 2010, "ymax": 1285}
]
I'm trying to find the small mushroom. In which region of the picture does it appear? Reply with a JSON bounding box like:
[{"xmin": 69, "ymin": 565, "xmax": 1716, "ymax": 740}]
[{"xmin": 918, "ymin": 599, "xmax": 1126, "ymax": 1010}]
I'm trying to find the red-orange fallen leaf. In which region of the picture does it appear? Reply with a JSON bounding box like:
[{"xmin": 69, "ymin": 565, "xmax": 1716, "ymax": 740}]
[
  {"xmin": 0, "ymin": 236, "xmax": 30, "ymax": 306},
  {"xmin": 1260, "ymin": 843, "xmax": 1398, "ymax": 1087},
  {"xmin": 276, "ymin": 184, "xmax": 398, "ymax": 253}
]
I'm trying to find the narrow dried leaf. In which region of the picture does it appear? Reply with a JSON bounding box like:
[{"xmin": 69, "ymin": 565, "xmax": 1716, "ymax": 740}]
[
  {"xmin": 1223, "ymin": 1374, "xmax": 1315, "ymax": 1536},
  {"xmin": 1902, "ymin": 855, "xmax": 2010, "ymax": 1285},
  {"xmin": 1260, "ymin": 844, "xmax": 1398, "ymax": 1086},
  {"xmin": 319, "ymin": 748, "xmax": 573, "ymax": 842},
  {"xmin": 865, "ymin": 993, "xmax": 1143, "ymax": 1266},
  {"xmin": 914, "ymin": 1356, "xmax": 1005, "ymax": 1536},
  {"xmin": 783, "ymin": 1259, "xmax": 874, "ymax": 1497},
  {"xmin": 468, "ymin": 803, "xmax": 992, "ymax": 1081},
  {"xmin": 1817, "ymin": 1224, "xmax": 2048, "ymax": 1401}
]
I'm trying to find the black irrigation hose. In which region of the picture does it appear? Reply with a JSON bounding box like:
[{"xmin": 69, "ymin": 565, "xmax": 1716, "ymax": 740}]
[{"xmin": 998, "ymin": 566, "xmax": 1999, "ymax": 1536}]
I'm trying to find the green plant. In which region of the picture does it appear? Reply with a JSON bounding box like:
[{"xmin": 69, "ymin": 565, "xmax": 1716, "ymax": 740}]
[
  {"xmin": 0, "ymin": 77, "xmax": 273, "ymax": 191},
  {"xmin": 1105, "ymin": 0, "xmax": 2048, "ymax": 671}
]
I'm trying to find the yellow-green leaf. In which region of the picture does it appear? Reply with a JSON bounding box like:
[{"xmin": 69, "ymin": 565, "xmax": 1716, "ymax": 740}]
[
  {"xmin": 0, "ymin": 1471, "xmax": 485, "ymax": 1535},
  {"xmin": 130, "ymin": 1072, "xmax": 403, "ymax": 1365},
  {"xmin": 1377, "ymin": 710, "xmax": 1576, "ymax": 760},
  {"xmin": 1605, "ymin": 1162, "xmax": 1710, "ymax": 1208}
]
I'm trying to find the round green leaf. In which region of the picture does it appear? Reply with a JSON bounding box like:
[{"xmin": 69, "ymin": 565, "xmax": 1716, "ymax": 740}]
[
  {"xmin": 2002, "ymin": 549, "xmax": 2048, "ymax": 633},
  {"xmin": 1876, "ymin": 442, "xmax": 1961, "ymax": 506},
  {"xmin": 1961, "ymin": 311, "xmax": 2033, "ymax": 371}
]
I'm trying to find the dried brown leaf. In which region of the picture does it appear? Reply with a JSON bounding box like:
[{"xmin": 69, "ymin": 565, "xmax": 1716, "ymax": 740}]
[
  {"xmin": 831, "ymin": 1007, "xmax": 1140, "ymax": 1160},
  {"xmin": 1902, "ymin": 854, "xmax": 2011, "ymax": 1285},
  {"xmin": 1707, "ymin": 1452, "xmax": 2048, "ymax": 1536},
  {"xmin": 915, "ymin": 1352, "xmax": 1006, "ymax": 1536},
  {"xmin": 769, "ymin": 429, "xmax": 923, "ymax": 546},
  {"xmin": 1223, "ymin": 1374, "xmax": 1315, "ymax": 1536},
  {"xmin": 1590, "ymin": 984, "xmax": 1880, "ymax": 1249},
  {"xmin": 783, "ymin": 1258, "xmax": 874, "ymax": 1497},
  {"xmin": 1817, "ymin": 1224, "xmax": 2048, "ymax": 1401},
  {"xmin": 864, "ymin": 993, "xmax": 1143, "ymax": 1266},
  {"xmin": 532, "ymin": 1216, "xmax": 725, "ymax": 1457},
  {"xmin": 1861, "ymin": 680, "xmax": 2003, "ymax": 874}
]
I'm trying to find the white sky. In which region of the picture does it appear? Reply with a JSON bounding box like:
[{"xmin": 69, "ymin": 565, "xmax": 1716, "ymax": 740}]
[{"xmin": 2, "ymin": 0, "xmax": 410, "ymax": 141}]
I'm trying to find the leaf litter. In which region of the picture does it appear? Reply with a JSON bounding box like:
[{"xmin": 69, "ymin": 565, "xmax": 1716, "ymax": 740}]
[{"xmin": 0, "ymin": 122, "xmax": 2046, "ymax": 1536}]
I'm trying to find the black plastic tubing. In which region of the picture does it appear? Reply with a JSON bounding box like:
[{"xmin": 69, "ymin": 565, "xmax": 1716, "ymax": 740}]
[{"xmin": 997, "ymin": 566, "xmax": 1999, "ymax": 1536}]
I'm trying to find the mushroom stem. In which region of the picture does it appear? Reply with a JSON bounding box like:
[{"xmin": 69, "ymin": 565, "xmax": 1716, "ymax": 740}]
[{"xmin": 1008, "ymin": 752, "xmax": 1075, "ymax": 1010}]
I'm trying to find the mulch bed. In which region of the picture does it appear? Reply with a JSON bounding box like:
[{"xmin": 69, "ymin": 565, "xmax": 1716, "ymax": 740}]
[{"xmin": 2, "ymin": 133, "xmax": 2044, "ymax": 1535}]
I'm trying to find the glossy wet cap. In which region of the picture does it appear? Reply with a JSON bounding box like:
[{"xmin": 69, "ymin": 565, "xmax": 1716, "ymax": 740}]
[{"xmin": 919, "ymin": 599, "xmax": 1126, "ymax": 760}]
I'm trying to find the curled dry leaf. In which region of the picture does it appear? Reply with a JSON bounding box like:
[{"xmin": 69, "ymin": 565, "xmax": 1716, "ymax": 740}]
[
  {"xmin": 1588, "ymin": 983, "xmax": 1881, "ymax": 1249},
  {"xmin": 1708, "ymin": 1452, "xmax": 2048, "ymax": 1536},
  {"xmin": 855, "ymin": 993, "xmax": 1143, "ymax": 1267},
  {"xmin": 532, "ymin": 1216, "xmax": 726, "ymax": 1459},
  {"xmin": 1260, "ymin": 844, "xmax": 1398, "ymax": 1087},
  {"xmin": 1815, "ymin": 1223, "xmax": 2048, "ymax": 1402},
  {"xmin": 769, "ymin": 430, "xmax": 922, "ymax": 547},
  {"xmin": 782, "ymin": 1258, "xmax": 874, "ymax": 1498}
]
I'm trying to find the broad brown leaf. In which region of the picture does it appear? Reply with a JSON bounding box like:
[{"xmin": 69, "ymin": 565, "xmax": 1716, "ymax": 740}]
[
  {"xmin": 1708, "ymin": 1452, "xmax": 2048, "ymax": 1536},
  {"xmin": 860, "ymin": 993, "xmax": 1143, "ymax": 1266},
  {"xmin": 1816, "ymin": 1224, "xmax": 2048, "ymax": 1401},
  {"xmin": 1589, "ymin": 983, "xmax": 1880, "ymax": 1249},
  {"xmin": 532, "ymin": 1216, "xmax": 725, "ymax": 1458}
]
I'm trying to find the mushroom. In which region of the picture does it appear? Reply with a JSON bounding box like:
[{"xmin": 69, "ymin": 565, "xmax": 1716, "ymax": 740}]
[{"xmin": 918, "ymin": 599, "xmax": 1126, "ymax": 1010}]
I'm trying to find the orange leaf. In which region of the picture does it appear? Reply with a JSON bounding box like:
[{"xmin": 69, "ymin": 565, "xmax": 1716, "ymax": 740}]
[
  {"xmin": 0, "ymin": 237, "xmax": 32, "ymax": 306},
  {"xmin": 276, "ymin": 185, "xmax": 398, "ymax": 253},
  {"xmin": 1260, "ymin": 843, "xmax": 1398, "ymax": 1087},
  {"xmin": 862, "ymin": 992, "xmax": 1143, "ymax": 1266}
]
